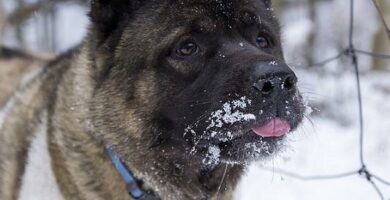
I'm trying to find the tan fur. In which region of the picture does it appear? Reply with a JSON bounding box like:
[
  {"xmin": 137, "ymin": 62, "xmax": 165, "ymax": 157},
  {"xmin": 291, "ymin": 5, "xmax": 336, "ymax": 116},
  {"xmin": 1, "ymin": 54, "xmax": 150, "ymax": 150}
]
[{"xmin": 0, "ymin": 56, "xmax": 47, "ymax": 107}]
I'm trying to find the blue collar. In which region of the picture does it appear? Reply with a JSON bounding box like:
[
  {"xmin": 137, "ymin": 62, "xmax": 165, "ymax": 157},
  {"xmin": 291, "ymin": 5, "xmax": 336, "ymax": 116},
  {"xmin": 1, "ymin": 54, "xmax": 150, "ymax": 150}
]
[{"xmin": 106, "ymin": 147, "xmax": 160, "ymax": 200}]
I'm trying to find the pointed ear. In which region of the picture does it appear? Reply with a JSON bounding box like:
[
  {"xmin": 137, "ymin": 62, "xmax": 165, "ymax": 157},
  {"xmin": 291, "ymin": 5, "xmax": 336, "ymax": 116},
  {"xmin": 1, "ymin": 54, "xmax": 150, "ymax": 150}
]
[{"xmin": 89, "ymin": 0, "xmax": 139, "ymax": 37}]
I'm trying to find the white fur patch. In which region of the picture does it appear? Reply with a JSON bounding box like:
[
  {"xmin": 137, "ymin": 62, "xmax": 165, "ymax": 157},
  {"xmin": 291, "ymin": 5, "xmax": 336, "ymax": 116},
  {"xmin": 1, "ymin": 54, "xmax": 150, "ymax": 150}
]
[{"xmin": 18, "ymin": 113, "xmax": 64, "ymax": 200}]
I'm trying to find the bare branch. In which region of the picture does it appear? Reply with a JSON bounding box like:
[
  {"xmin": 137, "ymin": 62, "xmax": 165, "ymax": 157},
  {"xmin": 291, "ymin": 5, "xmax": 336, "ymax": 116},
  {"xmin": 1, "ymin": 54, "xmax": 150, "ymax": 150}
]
[{"xmin": 370, "ymin": 0, "xmax": 390, "ymax": 42}]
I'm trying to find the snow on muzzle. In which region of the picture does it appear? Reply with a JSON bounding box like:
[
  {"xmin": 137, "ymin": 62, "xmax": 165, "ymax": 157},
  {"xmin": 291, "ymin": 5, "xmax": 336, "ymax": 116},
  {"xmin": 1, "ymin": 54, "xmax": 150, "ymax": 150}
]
[{"xmin": 184, "ymin": 96, "xmax": 292, "ymax": 143}]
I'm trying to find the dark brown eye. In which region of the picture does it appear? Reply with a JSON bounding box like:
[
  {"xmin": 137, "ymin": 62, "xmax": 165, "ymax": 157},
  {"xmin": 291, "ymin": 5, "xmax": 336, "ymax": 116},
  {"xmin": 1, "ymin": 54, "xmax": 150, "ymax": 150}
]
[
  {"xmin": 256, "ymin": 35, "xmax": 270, "ymax": 48},
  {"xmin": 176, "ymin": 41, "xmax": 199, "ymax": 57}
]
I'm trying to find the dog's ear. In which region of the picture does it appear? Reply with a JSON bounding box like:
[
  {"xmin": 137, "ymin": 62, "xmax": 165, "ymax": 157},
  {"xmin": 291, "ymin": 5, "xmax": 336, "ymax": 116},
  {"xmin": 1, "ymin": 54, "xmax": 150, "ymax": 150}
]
[{"xmin": 89, "ymin": 0, "xmax": 141, "ymax": 37}]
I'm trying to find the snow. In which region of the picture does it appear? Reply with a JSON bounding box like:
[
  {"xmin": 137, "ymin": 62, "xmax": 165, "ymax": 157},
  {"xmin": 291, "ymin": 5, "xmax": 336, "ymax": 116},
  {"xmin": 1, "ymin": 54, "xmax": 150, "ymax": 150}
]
[
  {"xmin": 54, "ymin": 3, "xmax": 89, "ymax": 52},
  {"xmin": 19, "ymin": 112, "xmax": 65, "ymax": 200},
  {"xmin": 208, "ymin": 97, "xmax": 255, "ymax": 139},
  {"xmin": 269, "ymin": 61, "xmax": 278, "ymax": 66},
  {"xmin": 185, "ymin": 96, "xmax": 256, "ymax": 142},
  {"xmin": 203, "ymin": 145, "xmax": 221, "ymax": 167},
  {"xmin": 208, "ymin": 97, "xmax": 256, "ymax": 128}
]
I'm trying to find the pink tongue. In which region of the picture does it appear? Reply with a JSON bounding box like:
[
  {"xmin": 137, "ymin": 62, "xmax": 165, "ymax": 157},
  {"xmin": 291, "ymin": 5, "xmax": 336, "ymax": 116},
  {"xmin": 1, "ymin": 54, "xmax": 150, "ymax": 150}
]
[{"xmin": 251, "ymin": 118, "xmax": 291, "ymax": 138}]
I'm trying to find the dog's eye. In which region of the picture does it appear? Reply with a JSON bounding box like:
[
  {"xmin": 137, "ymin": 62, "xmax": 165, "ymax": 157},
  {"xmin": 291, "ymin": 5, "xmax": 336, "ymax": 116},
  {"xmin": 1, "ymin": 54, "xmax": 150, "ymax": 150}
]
[
  {"xmin": 256, "ymin": 34, "xmax": 271, "ymax": 49},
  {"xmin": 176, "ymin": 41, "xmax": 199, "ymax": 57}
]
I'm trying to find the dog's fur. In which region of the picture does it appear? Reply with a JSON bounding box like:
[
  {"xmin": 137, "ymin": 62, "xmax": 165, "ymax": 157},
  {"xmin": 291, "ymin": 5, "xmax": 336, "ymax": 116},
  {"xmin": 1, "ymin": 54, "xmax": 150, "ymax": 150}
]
[
  {"xmin": 0, "ymin": 0, "xmax": 304, "ymax": 199},
  {"xmin": 0, "ymin": 47, "xmax": 48, "ymax": 107}
]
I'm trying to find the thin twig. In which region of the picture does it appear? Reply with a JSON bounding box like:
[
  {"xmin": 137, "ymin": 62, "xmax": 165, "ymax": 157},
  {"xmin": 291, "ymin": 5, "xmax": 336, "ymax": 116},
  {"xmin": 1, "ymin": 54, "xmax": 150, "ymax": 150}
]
[
  {"xmin": 355, "ymin": 49, "xmax": 390, "ymax": 59},
  {"xmin": 370, "ymin": 0, "xmax": 390, "ymax": 42},
  {"xmin": 349, "ymin": 0, "xmax": 355, "ymax": 48},
  {"xmin": 372, "ymin": 173, "xmax": 390, "ymax": 186},
  {"xmin": 314, "ymin": 52, "xmax": 345, "ymax": 67},
  {"xmin": 348, "ymin": 0, "xmax": 365, "ymax": 167},
  {"xmin": 302, "ymin": 51, "xmax": 345, "ymax": 68},
  {"xmin": 261, "ymin": 167, "xmax": 358, "ymax": 181},
  {"xmin": 368, "ymin": 179, "xmax": 385, "ymax": 200}
]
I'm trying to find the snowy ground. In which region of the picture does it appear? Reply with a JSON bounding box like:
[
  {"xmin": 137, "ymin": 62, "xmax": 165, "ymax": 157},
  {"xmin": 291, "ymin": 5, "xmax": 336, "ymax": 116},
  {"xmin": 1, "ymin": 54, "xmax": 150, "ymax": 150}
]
[{"xmin": 236, "ymin": 70, "xmax": 390, "ymax": 200}]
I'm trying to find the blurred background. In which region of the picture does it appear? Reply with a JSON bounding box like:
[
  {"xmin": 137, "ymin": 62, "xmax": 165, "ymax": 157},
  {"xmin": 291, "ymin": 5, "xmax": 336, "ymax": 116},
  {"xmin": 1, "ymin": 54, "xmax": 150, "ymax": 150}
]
[{"xmin": 0, "ymin": 0, "xmax": 389, "ymax": 199}]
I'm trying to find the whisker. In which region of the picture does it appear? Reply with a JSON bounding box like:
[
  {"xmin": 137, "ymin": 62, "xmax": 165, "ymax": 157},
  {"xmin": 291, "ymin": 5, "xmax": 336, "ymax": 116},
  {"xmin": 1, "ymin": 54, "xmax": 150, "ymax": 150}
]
[
  {"xmin": 303, "ymin": 115, "xmax": 315, "ymax": 128},
  {"xmin": 178, "ymin": 99, "xmax": 213, "ymax": 105},
  {"xmin": 216, "ymin": 163, "xmax": 229, "ymax": 200},
  {"xmin": 301, "ymin": 91, "xmax": 324, "ymax": 98},
  {"xmin": 189, "ymin": 101, "xmax": 213, "ymax": 107}
]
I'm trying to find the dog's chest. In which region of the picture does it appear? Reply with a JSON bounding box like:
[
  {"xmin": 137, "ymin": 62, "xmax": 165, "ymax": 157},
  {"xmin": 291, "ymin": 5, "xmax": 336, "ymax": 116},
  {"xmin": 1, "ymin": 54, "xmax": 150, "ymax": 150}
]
[{"xmin": 18, "ymin": 113, "xmax": 64, "ymax": 200}]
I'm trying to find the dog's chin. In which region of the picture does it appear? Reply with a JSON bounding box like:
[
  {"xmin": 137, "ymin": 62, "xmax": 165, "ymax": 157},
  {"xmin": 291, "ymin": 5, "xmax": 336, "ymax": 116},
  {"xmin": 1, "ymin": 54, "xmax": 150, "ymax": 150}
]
[{"xmin": 196, "ymin": 129, "xmax": 286, "ymax": 165}]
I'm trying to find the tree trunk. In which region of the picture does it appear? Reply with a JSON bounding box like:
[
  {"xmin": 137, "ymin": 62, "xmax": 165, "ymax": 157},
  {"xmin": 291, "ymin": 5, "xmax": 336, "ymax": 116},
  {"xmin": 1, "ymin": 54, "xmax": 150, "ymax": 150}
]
[
  {"xmin": 0, "ymin": 0, "xmax": 5, "ymax": 40},
  {"xmin": 372, "ymin": 0, "xmax": 390, "ymax": 71},
  {"xmin": 306, "ymin": 0, "xmax": 316, "ymax": 67}
]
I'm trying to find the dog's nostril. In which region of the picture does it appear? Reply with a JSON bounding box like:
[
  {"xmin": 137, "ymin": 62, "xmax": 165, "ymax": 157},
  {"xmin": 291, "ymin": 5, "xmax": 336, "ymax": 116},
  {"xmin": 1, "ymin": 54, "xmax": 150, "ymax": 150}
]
[
  {"xmin": 262, "ymin": 81, "xmax": 273, "ymax": 94},
  {"xmin": 283, "ymin": 75, "xmax": 296, "ymax": 91},
  {"xmin": 253, "ymin": 80, "xmax": 274, "ymax": 94}
]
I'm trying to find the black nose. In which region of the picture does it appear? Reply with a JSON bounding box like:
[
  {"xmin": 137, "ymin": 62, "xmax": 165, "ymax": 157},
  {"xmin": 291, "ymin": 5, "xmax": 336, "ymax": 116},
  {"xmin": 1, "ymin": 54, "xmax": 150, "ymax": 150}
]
[{"xmin": 252, "ymin": 62, "xmax": 297, "ymax": 95}]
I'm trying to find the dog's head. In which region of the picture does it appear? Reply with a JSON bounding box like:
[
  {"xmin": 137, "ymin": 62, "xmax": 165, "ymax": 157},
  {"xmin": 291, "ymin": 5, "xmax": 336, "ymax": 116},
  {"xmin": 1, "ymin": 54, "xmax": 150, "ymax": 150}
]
[{"xmin": 89, "ymin": 0, "xmax": 304, "ymax": 167}]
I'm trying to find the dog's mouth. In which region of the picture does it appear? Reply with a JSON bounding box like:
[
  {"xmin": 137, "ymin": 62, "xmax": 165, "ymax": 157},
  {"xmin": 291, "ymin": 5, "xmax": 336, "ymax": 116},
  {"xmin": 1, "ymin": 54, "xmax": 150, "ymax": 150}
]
[
  {"xmin": 181, "ymin": 96, "xmax": 304, "ymax": 165},
  {"xmin": 251, "ymin": 118, "xmax": 291, "ymax": 137},
  {"xmin": 195, "ymin": 117, "xmax": 292, "ymax": 148},
  {"xmin": 192, "ymin": 121, "xmax": 289, "ymax": 167},
  {"xmin": 184, "ymin": 115, "xmax": 295, "ymax": 167}
]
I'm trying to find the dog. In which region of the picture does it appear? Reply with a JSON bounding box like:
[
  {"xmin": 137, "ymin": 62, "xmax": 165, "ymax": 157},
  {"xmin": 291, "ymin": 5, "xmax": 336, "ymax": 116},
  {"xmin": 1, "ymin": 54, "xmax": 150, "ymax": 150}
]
[{"xmin": 0, "ymin": 0, "xmax": 305, "ymax": 199}]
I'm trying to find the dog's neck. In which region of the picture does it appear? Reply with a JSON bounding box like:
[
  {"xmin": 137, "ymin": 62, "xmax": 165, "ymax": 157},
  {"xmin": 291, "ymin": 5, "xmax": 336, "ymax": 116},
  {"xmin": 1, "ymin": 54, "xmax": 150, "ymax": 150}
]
[
  {"xmin": 106, "ymin": 147, "xmax": 160, "ymax": 200},
  {"xmin": 109, "ymin": 143, "xmax": 245, "ymax": 200},
  {"xmin": 105, "ymin": 146, "xmax": 244, "ymax": 199},
  {"xmin": 110, "ymin": 146, "xmax": 245, "ymax": 199}
]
